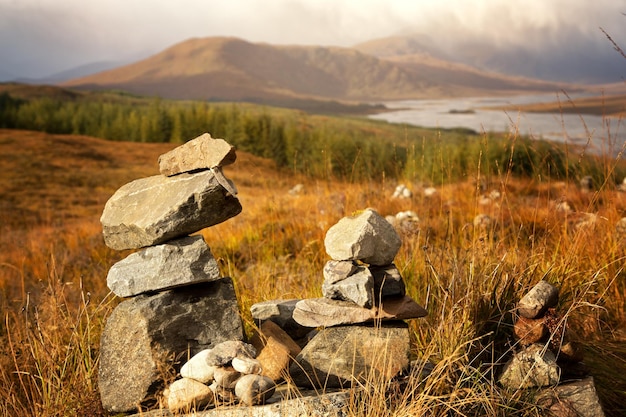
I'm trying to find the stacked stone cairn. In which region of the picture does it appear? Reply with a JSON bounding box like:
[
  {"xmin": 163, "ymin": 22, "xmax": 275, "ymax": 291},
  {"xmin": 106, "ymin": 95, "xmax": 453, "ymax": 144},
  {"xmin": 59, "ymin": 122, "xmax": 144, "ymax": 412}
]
[
  {"xmin": 98, "ymin": 133, "xmax": 259, "ymax": 413},
  {"xmin": 499, "ymin": 280, "xmax": 605, "ymax": 416},
  {"xmin": 252, "ymin": 208, "xmax": 428, "ymax": 390}
]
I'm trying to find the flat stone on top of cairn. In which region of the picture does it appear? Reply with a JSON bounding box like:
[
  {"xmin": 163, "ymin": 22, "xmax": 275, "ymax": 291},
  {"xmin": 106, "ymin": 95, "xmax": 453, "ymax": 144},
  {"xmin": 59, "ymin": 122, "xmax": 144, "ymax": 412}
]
[
  {"xmin": 324, "ymin": 208, "xmax": 402, "ymax": 266},
  {"xmin": 158, "ymin": 132, "xmax": 237, "ymax": 176},
  {"xmin": 101, "ymin": 169, "xmax": 242, "ymax": 250},
  {"xmin": 106, "ymin": 235, "xmax": 221, "ymax": 298}
]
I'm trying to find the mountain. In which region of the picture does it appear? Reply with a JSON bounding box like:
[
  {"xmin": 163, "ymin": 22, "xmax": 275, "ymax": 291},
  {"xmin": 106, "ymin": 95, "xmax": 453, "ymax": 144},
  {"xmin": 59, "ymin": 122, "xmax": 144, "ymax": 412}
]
[
  {"xmin": 62, "ymin": 37, "xmax": 572, "ymax": 104},
  {"xmin": 355, "ymin": 34, "xmax": 625, "ymax": 85}
]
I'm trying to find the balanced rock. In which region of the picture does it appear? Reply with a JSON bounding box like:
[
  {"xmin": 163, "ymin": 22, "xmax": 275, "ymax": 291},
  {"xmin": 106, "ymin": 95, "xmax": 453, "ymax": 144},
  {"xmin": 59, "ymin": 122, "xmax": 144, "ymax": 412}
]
[
  {"xmin": 251, "ymin": 320, "xmax": 302, "ymax": 382},
  {"xmin": 180, "ymin": 349, "xmax": 217, "ymax": 384},
  {"xmin": 324, "ymin": 208, "xmax": 402, "ymax": 266},
  {"xmin": 322, "ymin": 260, "xmax": 358, "ymax": 284},
  {"xmin": 499, "ymin": 344, "xmax": 560, "ymax": 389},
  {"xmin": 232, "ymin": 357, "xmax": 262, "ymax": 375},
  {"xmin": 158, "ymin": 133, "xmax": 237, "ymax": 176},
  {"xmin": 213, "ymin": 366, "xmax": 241, "ymax": 390},
  {"xmin": 370, "ymin": 264, "xmax": 406, "ymax": 300},
  {"xmin": 106, "ymin": 235, "xmax": 220, "ymax": 297},
  {"xmin": 250, "ymin": 299, "xmax": 310, "ymax": 339},
  {"xmin": 234, "ymin": 374, "xmax": 276, "ymax": 406},
  {"xmin": 98, "ymin": 278, "xmax": 244, "ymax": 413},
  {"xmin": 101, "ymin": 170, "xmax": 242, "ymax": 250},
  {"xmin": 518, "ymin": 280, "xmax": 559, "ymax": 319},
  {"xmin": 289, "ymin": 323, "xmax": 410, "ymax": 389},
  {"xmin": 205, "ymin": 340, "xmax": 256, "ymax": 367},
  {"xmin": 166, "ymin": 377, "xmax": 214, "ymax": 413},
  {"xmin": 322, "ymin": 265, "xmax": 374, "ymax": 308},
  {"xmin": 513, "ymin": 316, "xmax": 548, "ymax": 346},
  {"xmin": 293, "ymin": 296, "xmax": 427, "ymax": 328}
]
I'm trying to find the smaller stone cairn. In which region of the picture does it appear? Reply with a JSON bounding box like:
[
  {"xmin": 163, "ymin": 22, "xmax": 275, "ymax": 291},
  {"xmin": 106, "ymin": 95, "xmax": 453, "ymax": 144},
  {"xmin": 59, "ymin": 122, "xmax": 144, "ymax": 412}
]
[
  {"xmin": 98, "ymin": 133, "xmax": 246, "ymax": 413},
  {"xmin": 500, "ymin": 280, "xmax": 604, "ymax": 416},
  {"xmin": 251, "ymin": 208, "xmax": 428, "ymax": 389}
]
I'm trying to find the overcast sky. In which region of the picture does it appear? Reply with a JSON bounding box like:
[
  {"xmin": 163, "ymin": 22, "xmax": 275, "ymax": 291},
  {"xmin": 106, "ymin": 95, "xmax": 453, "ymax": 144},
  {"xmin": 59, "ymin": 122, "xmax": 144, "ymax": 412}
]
[{"xmin": 1, "ymin": 0, "xmax": 625, "ymax": 80}]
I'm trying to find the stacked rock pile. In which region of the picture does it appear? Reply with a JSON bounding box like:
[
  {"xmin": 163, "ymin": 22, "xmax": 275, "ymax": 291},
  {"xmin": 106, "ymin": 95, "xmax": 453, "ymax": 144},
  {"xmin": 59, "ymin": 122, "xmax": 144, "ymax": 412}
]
[
  {"xmin": 252, "ymin": 208, "xmax": 428, "ymax": 389},
  {"xmin": 500, "ymin": 280, "xmax": 585, "ymax": 389},
  {"xmin": 165, "ymin": 340, "xmax": 277, "ymax": 412},
  {"xmin": 98, "ymin": 133, "xmax": 246, "ymax": 413}
]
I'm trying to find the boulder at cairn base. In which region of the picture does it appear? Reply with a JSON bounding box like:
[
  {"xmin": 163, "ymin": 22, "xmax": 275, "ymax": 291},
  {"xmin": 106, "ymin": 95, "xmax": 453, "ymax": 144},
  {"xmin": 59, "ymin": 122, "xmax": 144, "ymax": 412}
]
[
  {"xmin": 324, "ymin": 208, "xmax": 401, "ymax": 266},
  {"xmin": 158, "ymin": 133, "xmax": 236, "ymax": 176},
  {"xmin": 106, "ymin": 235, "xmax": 221, "ymax": 297},
  {"xmin": 98, "ymin": 278, "xmax": 244, "ymax": 413},
  {"xmin": 289, "ymin": 322, "xmax": 410, "ymax": 389},
  {"xmin": 101, "ymin": 170, "xmax": 242, "ymax": 250}
]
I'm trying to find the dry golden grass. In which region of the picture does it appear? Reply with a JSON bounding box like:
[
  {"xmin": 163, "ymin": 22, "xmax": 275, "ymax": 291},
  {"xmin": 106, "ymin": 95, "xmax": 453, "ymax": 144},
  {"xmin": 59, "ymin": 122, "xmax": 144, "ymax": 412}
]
[{"xmin": 1, "ymin": 129, "xmax": 625, "ymax": 416}]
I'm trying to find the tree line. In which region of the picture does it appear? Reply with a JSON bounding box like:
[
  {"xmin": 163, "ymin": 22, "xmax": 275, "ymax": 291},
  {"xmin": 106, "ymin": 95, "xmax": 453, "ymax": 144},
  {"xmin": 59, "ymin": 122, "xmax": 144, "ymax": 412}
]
[{"xmin": 0, "ymin": 90, "xmax": 612, "ymax": 183}]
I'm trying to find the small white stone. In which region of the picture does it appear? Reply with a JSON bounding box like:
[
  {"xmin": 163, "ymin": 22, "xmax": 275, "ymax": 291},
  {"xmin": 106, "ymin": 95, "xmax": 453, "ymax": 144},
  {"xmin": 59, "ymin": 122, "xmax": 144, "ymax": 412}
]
[
  {"xmin": 232, "ymin": 356, "xmax": 263, "ymax": 375},
  {"xmin": 180, "ymin": 349, "xmax": 217, "ymax": 383}
]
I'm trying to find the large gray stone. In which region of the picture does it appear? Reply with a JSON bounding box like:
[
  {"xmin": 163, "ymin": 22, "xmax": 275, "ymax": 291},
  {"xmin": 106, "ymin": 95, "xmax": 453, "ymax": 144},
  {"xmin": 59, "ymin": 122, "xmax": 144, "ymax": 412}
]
[
  {"xmin": 499, "ymin": 344, "xmax": 560, "ymax": 389},
  {"xmin": 538, "ymin": 377, "xmax": 605, "ymax": 417},
  {"xmin": 98, "ymin": 278, "xmax": 244, "ymax": 413},
  {"xmin": 293, "ymin": 296, "xmax": 427, "ymax": 328},
  {"xmin": 322, "ymin": 265, "xmax": 374, "ymax": 308},
  {"xmin": 158, "ymin": 133, "xmax": 237, "ymax": 176},
  {"xmin": 101, "ymin": 170, "xmax": 242, "ymax": 250},
  {"xmin": 289, "ymin": 323, "xmax": 410, "ymax": 389},
  {"xmin": 106, "ymin": 236, "xmax": 221, "ymax": 297},
  {"xmin": 518, "ymin": 280, "xmax": 559, "ymax": 319},
  {"xmin": 324, "ymin": 208, "xmax": 402, "ymax": 266}
]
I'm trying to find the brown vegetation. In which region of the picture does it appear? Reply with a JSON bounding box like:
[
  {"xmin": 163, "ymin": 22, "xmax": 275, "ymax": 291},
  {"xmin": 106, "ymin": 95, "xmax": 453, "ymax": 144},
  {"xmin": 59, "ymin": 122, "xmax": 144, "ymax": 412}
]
[{"xmin": 1, "ymin": 129, "xmax": 626, "ymax": 415}]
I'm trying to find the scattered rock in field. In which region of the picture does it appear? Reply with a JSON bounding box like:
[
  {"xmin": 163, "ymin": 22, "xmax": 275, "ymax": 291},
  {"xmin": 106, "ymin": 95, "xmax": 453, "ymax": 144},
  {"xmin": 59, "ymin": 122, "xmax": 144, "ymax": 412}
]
[
  {"xmin": 499, "ymin": 343, "xmax": 560, "ymax": 389},
  {"xmin": 106, "ymin": 235, "xmax": 221, "ymax": 297},
  {"xmin": 518, "ymin": 280, "xmax": 559, "ymax": 319},
  {"xmin": 234, "ymin": 374, "xmax": 276, "ymax": 406},
  {"xmin": 288, "ymin": 183, "xmax": 304, "ymax": 196},
  {"xmin": 101, "ymin": 170, "xmax": 241, "ymax": 250},
  {"xmin": 166, "ymin": 377, "xmax": 214, "ymax": 412},
  {"xmin": 324, "ymin": 208, "xmax": 401, "ymax": 266},
  {"xmin": 615, "ymin": 217, "xmax": 626, "ymax": 243},
  {"xmin": 473, "ymin": 213, "xmax": 493, "ymax": 230},
  {"xmin": 423, "ymin": 186, "xmax": 437, "ymax": 197},
  {"xmin": 580, "ymin": 175, "xmax": 593, "ymax": 193},
  {"xmin": 158, "ymin": 132, "xmax": 236, "ymax": 177},
  {"xmin": 392, "ymin": 184, "xmax": 412, "ymax": 199}
]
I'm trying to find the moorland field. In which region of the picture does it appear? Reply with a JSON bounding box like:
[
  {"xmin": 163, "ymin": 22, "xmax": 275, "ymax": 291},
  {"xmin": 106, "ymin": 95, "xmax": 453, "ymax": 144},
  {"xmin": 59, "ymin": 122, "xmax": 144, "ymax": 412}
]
[{"xmin": 0, "ymin": 85, "xmax": 625, "ymax": 416}]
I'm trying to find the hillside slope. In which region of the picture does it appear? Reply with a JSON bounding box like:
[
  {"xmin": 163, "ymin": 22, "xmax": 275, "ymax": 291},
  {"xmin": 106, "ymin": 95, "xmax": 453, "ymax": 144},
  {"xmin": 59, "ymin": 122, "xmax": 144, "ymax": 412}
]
[{"xmin": 63, "ymin": 37, "xmax": 570, "ymax": 102}]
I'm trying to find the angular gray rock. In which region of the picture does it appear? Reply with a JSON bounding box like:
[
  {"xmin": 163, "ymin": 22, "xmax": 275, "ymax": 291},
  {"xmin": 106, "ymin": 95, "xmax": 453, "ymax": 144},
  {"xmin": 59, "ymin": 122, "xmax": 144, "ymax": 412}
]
[
  {"xmin": 106, "ymin": 235, "xmax": 221, "ymax": 297},
  {"xmin": 322, "ymin": 260, "xmax": 358, "ymax": 284},
  {"xmin": 370, "ymin": 264, "xmax": 406, "ymax": 300},
  {"xmin": 499, "ymin": 344, "xmax": 560, "ymax": 389},
  {"xmin": 101, "ymin": 170, "xmax": 242, "ymax": 250},
  {"xmin": 158, "ymin": 132, "xmax": 237, "ymax": 176},
  {"xmin": 293, "ymin": 296, "xmax": 427, "ymax": 328},
  {"xmin": 166, "ymin": 377, "xmax": 214, "ymax": 412},
  {"xmin": 250, "ymin": 299, "xmax": 311, "ymax": 339},
  {"xmin": 518, "ymin": 280, "xmax": 559, "ymax": 319},
  {"xmin": 324, "ymin": 208, "xmax": 402, "ymax": 266},
  {"xmin": 289, "ymin": 323, "xmax": 410, "ymax": 388},
  {"xmin": 322, "ymin": 265, "xmax": 374, "ymax": 308},
  {"xmin": 98, "ymin": 278, "xmax": 244, "ymax": 413},
  {"xmin": 234, "ymin": 374, "xmax": 277, "ymax": 406}
]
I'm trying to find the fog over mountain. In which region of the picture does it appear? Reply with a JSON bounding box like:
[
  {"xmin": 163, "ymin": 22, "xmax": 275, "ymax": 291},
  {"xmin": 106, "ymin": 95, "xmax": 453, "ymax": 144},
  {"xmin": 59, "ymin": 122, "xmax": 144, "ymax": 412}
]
[{"xmin": 1, "ymin": 0, "xmax": 624, "ymax": 84}]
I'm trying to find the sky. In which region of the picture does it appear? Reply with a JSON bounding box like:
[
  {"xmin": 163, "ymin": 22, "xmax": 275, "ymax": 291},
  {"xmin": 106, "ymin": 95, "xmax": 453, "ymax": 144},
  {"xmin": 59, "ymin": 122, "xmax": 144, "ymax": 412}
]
[{"xmin": 1, "ymin": 0, "xmax": 625, "ymax": 82}]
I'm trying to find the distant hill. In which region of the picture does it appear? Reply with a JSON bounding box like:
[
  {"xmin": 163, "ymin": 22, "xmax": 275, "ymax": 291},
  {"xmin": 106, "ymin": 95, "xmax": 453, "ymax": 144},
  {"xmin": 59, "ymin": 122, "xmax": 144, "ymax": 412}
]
[{"xmin": 63, "ymin": 37, "xmax": 573, "ymax": 103}]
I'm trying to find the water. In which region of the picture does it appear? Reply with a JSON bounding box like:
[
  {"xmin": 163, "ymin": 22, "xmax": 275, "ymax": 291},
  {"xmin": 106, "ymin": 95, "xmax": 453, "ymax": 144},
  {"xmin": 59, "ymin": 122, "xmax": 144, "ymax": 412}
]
[{"xmin": 368, "ymin": 93, "xmax": 626, "ymax": 155}]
